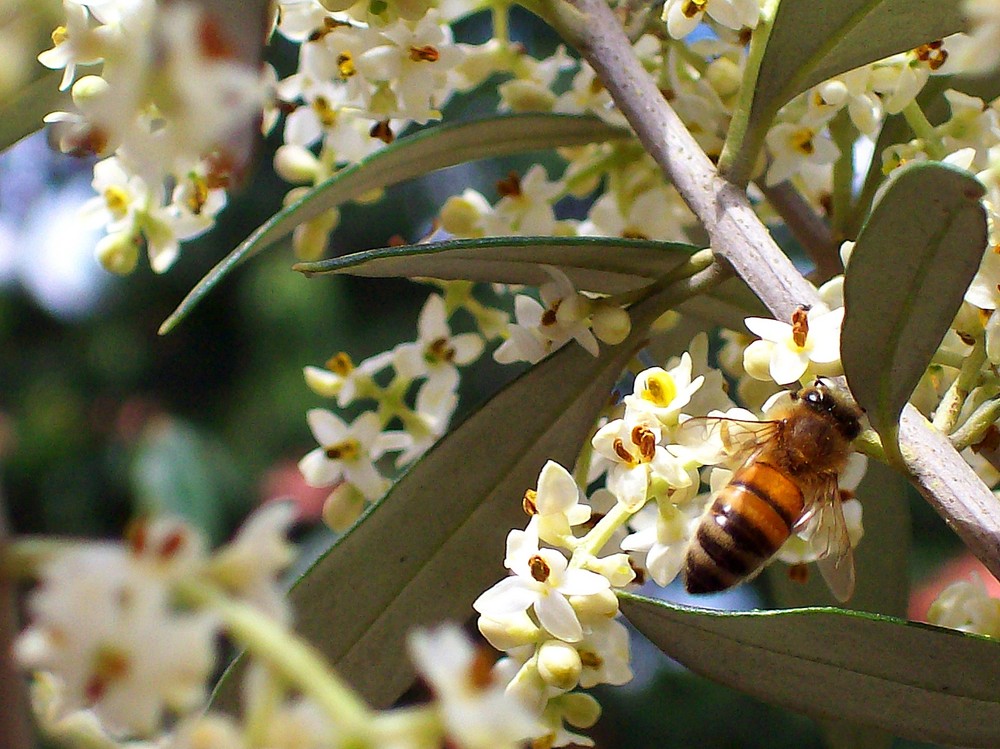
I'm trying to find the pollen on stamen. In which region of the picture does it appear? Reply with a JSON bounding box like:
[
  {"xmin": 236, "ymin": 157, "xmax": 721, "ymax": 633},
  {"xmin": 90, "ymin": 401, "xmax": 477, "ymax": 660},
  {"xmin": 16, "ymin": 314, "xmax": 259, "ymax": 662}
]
[
  {"xmin": 790, "ymin": 128, "xmax": 816, "ymax": 156},
  {"xmin": 643, "ymin": 371, "xmax": 677, "ymax": 407},
  {"xmin": 326, "ymin": 351, "xmax": 355, "ymax": 375},
  {"xmin": 370, "ymin": 120, "xmax": 394, "ymax": 144},
  {"xmin": 468, "ymin": 646, "xmax": 496, "ymax": 690},
  {"xmin": 631, "ymin": 425, "xmax": 657, "ymax": 462},
  {"xmin": 579, "ymin": 650, "xmax": 602, "ymax": 669},
  {"xmin": 337, "ymin": 52, "xmax": 356, "ymax": 79},
  {"xmin": 529, "ymin": 554, "xmax": 551, "ymax": 582},
  {"xmin": 325, "ymin": 439, "xmax": 360, "ymax": 461},
  {"xmin": 409, "ymin": 44, "xmax": 440, "ymax": 63},
  {"xmin": 791, "ymin": 306, "xmax": 810, "ymax": 348},
  {"xmin": 680, "ymin": 0, "xmax": 708, "ymax": 19},
  {"xmin": 496, "ymin": 171, "xmax": 522, "ymax": 198},
  {"xmin": 428, "ymin": 337, "xmax": 456, "ymax": 363},
  {"xmin": 523, "ymin": 488, "xmax": 538, "ymax": 516},
  {"xmin": 51, "ymin": 25, "xmax": 69, "ymax": 46},
  {"xmin": 612, "ymin": 438, "xmax": 635, "ymax": 465}
]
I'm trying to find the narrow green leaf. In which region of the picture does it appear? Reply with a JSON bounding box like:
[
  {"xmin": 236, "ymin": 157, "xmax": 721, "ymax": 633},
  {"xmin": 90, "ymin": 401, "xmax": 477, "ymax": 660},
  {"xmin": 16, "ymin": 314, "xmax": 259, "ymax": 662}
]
[
  {"xmin": 159, "ymin": 114, "xmax": 629, "ymax": 334},
  {"xmin": 842, "ymin": 161, "xmax": 986, "ymax": 452},
  {"xmin": 294, "ymin": 236, "xmax": 702, "ymax": 294},
  {"xmin": 0, "ymin": 71, "xmax": 67, "ymax": 153},
  {"xmin": 726, "ymin": 0, "xmax": 964, "ymax": 183},
  {"xmin": 212, "ymin": 288, "xmax": 675, "ymax": 710},
  {"xmin": 620, "ymin": 593, "xmax": 1000, "ymax": 747}
]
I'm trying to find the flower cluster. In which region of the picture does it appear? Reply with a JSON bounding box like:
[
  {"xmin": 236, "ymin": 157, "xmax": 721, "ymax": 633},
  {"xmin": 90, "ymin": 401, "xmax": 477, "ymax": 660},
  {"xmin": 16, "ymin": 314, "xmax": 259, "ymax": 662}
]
[
  {"xmin": 472, "ymin": 336, "xmax": 866, "ymax": 745},
  {"xmin": 14, "ymin": 507, "xmax": 542, "ymax": 749}
]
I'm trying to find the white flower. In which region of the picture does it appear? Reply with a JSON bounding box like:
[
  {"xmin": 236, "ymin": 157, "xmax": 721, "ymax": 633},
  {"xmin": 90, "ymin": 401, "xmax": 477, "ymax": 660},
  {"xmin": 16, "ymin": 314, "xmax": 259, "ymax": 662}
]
[
  {"xmin": 927, "ymin": 575, "xmax": 1000, "ymax": 638},
  {"xmin": 953, "ymin": 0, "xmax": 1000, "ymax": 73},
  {"xmin": 623, "ymin": 353, "xmax": 705, "ymax": 427},
  {"xmin": 576, "ymin": 618, "xmax": 632, "ymax": 688},
  {"xmin": 765, "ymin": 122, "xmax": 840, "ymax": 186},
  {"xmin": 474, "ymin": 524, "xmax": 610, "ymax": 642},
  {"xmin": 394, "ymin": 373, "xmax": 459, "ymax": 467},
  {"xmin": 16, "ymin": 543, "xmax": 218, "ymax": 736},
  {"xmin": 38, "ymin": 0, "xmax": 109, "ymax": 90},
  {"xmin": 393, "ymin": 294, "xmax": 484, "ymax": 392},
  {"xmin": 965, "ymin": 246, "xmax": 1000, "ymax": 363},
  {"xmin": 525, "ymin": 461, "xmax": 591, "ymax": 548},
  {"xmin": 304, "ymin": 350, "xmax": 393, "ymax": 406},
  {"xmin": 298, "ymin": 410, "xmax": 403, "ymax": 500},
  {"xmin": 743, "ymin": 306, "xmax": 844, "ymax": 385},
  {"xmin": 591, "ymin": 414, "xmax": 693, "ymax": 511},
  {"xmin": 621, "ymin": 498, "xmax": 701, "ymax": 586},
  {"xmin": 662, "ymin": 0, "xmax": 760, "ymax": 39},
  {"xmin": 480, "ymin": 165, "xmax": 564, "ymax": 237},
  {"xmin": 408, "ymin": 624, "xmax": 541, "ymax": 749}
]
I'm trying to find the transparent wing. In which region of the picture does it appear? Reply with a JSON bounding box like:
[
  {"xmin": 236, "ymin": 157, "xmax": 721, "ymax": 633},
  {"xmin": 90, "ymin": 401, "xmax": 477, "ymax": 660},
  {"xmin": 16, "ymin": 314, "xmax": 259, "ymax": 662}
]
[
  {"xmin": 674, "ymin": 416, "xmax": 781, "ymax": 467},
  {"xmin": 808, "ymin": 475, "xmax": 856, "ymax": 603}
]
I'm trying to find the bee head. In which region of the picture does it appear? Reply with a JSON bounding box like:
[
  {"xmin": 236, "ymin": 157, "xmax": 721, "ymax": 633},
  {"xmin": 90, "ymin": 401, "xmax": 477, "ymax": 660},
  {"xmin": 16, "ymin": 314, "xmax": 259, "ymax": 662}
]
[{"xmin": 797, "ymin": 380, "xmax": 863, "ymax": 441}]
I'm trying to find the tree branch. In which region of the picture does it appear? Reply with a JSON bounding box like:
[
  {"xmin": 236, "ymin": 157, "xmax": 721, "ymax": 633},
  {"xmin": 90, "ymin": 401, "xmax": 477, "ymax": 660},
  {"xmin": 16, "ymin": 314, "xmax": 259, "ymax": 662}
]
[{"xmin": 550, "ymin": 0, "xmax": 1000, "ymax": 582}]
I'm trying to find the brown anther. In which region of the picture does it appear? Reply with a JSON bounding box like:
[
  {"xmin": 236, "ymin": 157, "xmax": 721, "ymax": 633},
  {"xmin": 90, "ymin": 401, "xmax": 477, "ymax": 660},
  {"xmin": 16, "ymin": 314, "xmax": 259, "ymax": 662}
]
[
  {"xmin": 337, "ymin": 52, "xmax": 356, "ymax": 79},
  {"xmin": 309, "ymin": 16, "xmax": 350, "ymax": 41},
  {"xmin": 660, "ymin": 87, "xmax": 676, "ymax": 101},
  {"xmin": 314, "ymin": 95, "xmax": 338, "ymax": 128},
  {"xmin": 203, "ymin": 151, "xmax": 236, "ymax": 189},
  {"xmin": 791, "ymin": 305, "xmax": 810, "ymax": 348},
  {"xmin": 738, "ymin": 27, "xmax": 753, "ymax": 46},
  {"xmin": 86, "ymin": 645, "xmax": 130, "ymax": 702},
  {"xmin": 631, "ymin": 425, "xmax": 657, "ymax": 462},
  {"xmin": 629, "ymin": 558, "xmax": 646, "ymax": 585},
  {"xmin": 198, "ymin": 17, "xmax": 233, "ymax": 59},
  {"xmin": 326, "ymin": 351, "xmax": 355, "ymax": 375},
  {"xmin": 369, "ymin": 119, "xmax": 394, "ymax": 144},
  {"xmin": 468, "ymin": 646, "xmax": 496, "ymax": 690},
  {"xmin": 589, "ymin": 77, "xmax": 604, "ymax": 95},
  {"xmin": 528, "ymin": 554, "xmax": 551, "ymax": 582},
  {"xmin": 65, "ymin": 126, "xmax": 110, "ymax": 158},
  {"xmin": 680, "ymin": 0, "xmax": 708, "ymax": 18},
  {"xmin": 185, "ymin": 177, "xmax": 209, "ymax": 215},
  {"xmin": 787, "ymin": 563, "xmax": 809, "ymax": 585},
  {"xmin": 540, "ymin": 301, "xmax": 560, "ymax": 327},
  {"xmin": 428, "ymin": 337, "xmax": 456, "ymax": 363},
  {"xmin": 159, "ymin": 528, "xmax": 186, "ymax": 559},
  {"xmin": 523, "ymin": 488, "xmax": 538, "ymax": 516},
  {"xmin": 612, "ymin": 438, "xmax": 635, "ymax": 465},
  {"xmin": 496, "ymin": 171, "xmax": 522, "ymax": 198},
  {"xmin": 622, "ymin": 229, "xmax": 650, "ymax": 240},
  {"xmin": 790, "ymin": 128, "xmax": 816, "ymax": 156},
  {"xmin": 325, "ymin": 438, "xmax": 360, "ymax": 461},
  {"xmin": 579, "ymin": 649, "xmax": 602, "ymax": 669},
  {"xmin": 957, "ymin": 330, "xmax": 976, "ymax": 346},
  {"xmin": 409, "ymin": 44, "xmax": 440, "ymax": 62},
  {"xmin": 125, "ymin": 519, "xmax": 149, "ymax": 555}
]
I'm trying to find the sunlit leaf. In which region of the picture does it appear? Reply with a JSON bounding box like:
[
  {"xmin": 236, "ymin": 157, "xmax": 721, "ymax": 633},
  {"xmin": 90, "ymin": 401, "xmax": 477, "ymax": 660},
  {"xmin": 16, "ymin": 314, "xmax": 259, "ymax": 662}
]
[
  {"xmin": 842, "ymin": 161, "xmax": 986, "ymax": 453},
  {"xmin": 212, "ymin": 285, "xmax": 680, "ymax": 709},
  {"xmin": 160, "ymin": 114, "xmax": 629, "ymax": 334},
  {"xmin": 725, "ymin": 0, "xmax": 964, "ymax": 183},
  {"xmin": 620, "ymin": 593, "xmax": 1000, "ymax": 747}
]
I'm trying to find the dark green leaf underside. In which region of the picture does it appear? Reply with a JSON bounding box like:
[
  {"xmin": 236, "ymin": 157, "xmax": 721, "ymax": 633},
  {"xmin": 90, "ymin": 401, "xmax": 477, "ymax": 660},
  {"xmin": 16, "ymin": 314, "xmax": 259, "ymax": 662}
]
[
  {"xmin": 160, "ymin": 114, "xmax": 630, "ymax": 334},
  {"xmin": 621, "ymin": 593, "xmax": 1000, "ymax": 747},
  {"xmin": 294, "ymin": 236, "xmax": 701, "ymax": 295},
  {"xmin": 842, "ymin": 161, "xmax": 986, "ymax": 443}
]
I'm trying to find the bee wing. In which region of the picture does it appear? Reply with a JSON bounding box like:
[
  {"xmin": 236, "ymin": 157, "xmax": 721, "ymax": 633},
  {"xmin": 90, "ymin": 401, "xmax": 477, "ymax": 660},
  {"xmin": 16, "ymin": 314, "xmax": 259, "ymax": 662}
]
[
  {"xmin": 675, "ymin": 416, "xmax": 781, "ymax": 466},
  {"xmin": 809, "ymin": 476, "xmax": 856, "ymax": 603}
]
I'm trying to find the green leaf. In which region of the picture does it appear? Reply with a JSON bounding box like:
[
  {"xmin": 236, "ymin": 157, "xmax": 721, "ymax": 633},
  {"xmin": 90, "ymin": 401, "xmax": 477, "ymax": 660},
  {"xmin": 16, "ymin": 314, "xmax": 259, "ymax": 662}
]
[
  {"xmin": 294, "ymin": 236, "xmax": 702, "ymax": 295},
  {"xmin": 842, "ymin": 161, "xmax": 986, "ymax": 453},
  {"xmin": 212, "ymin": 287, "xmax": 677, "ymax": 710},
  {"xmin": 725, "ymin": 0, "xmax": 965, "ymax": 184},
  {"xmin": 620, "ymin": 593, "xmax": 1000, "ymax": 747},
  {"xmin": 0, "ymin": 71, "xmax": 67, "ymax": 153},
  {"xmin": 159, "ymin": 114, "xmax": 629, "ymax": 334}
]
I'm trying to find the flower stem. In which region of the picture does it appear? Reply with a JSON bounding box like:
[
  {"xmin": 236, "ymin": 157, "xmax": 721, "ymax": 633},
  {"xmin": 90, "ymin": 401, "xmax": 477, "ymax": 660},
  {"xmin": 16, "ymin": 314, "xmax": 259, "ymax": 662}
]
[
  {"xmin": 902, "ymin": 101, "xmax": 945, "ymax": 160},
  {"xmin": 576, "ymin": 501, "xmax": 633, "ymax": 559},
  {"xmin": 950, "ymin": 397, "xmax": 1000, "ymax": 452},
  {"xmin": 932, "ymin": 335, "xmax": 986, "ymax": 435},
  {"xmin": 176, "ymin": 578, "xmax": 373, "ymax": 735}
]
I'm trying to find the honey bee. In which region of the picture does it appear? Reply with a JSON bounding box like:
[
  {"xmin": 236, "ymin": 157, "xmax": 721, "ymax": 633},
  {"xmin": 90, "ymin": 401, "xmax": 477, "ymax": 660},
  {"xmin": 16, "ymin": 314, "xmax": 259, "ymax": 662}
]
[{"xmin": 683, "ymin": 380, "xmax": 863, "ymax": 602}]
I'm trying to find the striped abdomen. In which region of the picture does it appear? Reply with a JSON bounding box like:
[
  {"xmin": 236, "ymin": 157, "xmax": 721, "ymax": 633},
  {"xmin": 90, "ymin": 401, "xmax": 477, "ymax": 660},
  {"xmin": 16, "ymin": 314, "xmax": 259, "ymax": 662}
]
[{"xmin": 685, "ymin": 461, "xmax": 805, "ymax": 595}]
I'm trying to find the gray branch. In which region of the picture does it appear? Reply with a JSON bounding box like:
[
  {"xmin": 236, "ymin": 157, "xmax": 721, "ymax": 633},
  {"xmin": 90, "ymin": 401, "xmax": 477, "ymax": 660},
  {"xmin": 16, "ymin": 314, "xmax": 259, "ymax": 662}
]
[{"xmin": 557, "ymin": 0, "xmax": 1000, "ymax": 580}]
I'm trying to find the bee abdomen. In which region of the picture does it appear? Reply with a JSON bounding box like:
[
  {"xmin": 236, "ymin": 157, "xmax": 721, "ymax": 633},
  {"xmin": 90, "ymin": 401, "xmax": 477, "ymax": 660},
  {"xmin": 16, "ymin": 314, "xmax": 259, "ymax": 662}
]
[{"xmin": 685, "ymin": 462, "xmax": 804, "ymax": 595}]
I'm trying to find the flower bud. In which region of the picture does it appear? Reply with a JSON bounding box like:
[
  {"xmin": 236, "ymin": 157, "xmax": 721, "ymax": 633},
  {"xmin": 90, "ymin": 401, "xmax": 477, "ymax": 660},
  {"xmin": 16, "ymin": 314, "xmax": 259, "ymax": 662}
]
[
  {"xmin": 274, "ymin": 145, "xmax": 319, "ymax": 184},
  {"xmin": 537, "ymin": 640, "xmax": 581, "ymax": 691},
  {"xmin": 498, "ymin": 79, "xmax": 556, "ymax": 112},
  {"xmin": 559, "ymin": 691, "xmax": 601, "ymax": 728},
  {"xmin": 71, "ymin": 75, "xmax": 109, "ymax": 107},
  {"xmin": 815, "ymin": 80, "xmax": 848, "ymax": 108},
  {"xmin": 705, "ymin": 56, "xmax": 742, "ymax": 99},
  {"xmin": 478, "ymin": 612, "xmax": 542, "ymax": 651},
  {"xmin": 96, "ymin": 230, "xmax": 139, "ymax": 275},
  {"xmin": 440, "ymin": 191, "xmax": 489, "ymax": 237},
  {"xmin": 742, "ymin": 339, "xmax": 774, "ymax": 381},
  {"xmin": 304, "ymin": 365, "xmax": 343, "ymax": 399},
  {"xmin": 555, "ymin": 293, "xmax": 591, "ymax": 325},
  {"xmin": 569, "ymin": 588, "xmax": 619, "ymax": 619},
  {"xmin": 584, "ymin": 554, "xmax": 634, "ymax": 588},
  {"xmin": 293, "ymin": 209, "xmax": 339, "ymax": 261},
  {"xmin": 322, "ymin": 482, "xmax": 365, "ymax": 532},
  {"xmin": 592, "ymin": 304, "xmax": 631, "ymax": 345}
]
